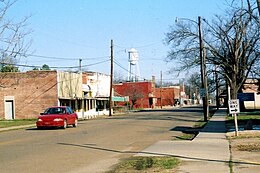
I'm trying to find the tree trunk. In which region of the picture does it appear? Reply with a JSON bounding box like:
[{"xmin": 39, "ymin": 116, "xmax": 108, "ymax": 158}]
[
  {"xmin": 229, "ymin": 78, "xmax": 240, "ymax": 136},
  {"xmin": 229, "ymin": 76, "xmax": 238, "ymax": 100},
  {"xmin": 230, "ymin": 87, "xmax": 237, "ymax": 100}
]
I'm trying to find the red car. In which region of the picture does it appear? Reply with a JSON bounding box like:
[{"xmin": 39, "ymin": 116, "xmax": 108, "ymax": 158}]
[{"xmin": 36, "ymin": 106, "xmax": 78, "ymax": 129}]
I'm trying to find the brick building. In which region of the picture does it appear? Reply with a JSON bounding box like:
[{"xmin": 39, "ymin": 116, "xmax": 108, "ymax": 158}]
[
  {"xmin": 154, "ymin": 86, "xmax": 180, "ymax": 107},
  {"xmin": 113, "ymin": 81, "xmax": 156, "ymax": 108},
  {"xmin": 113, "ymin": 80, "xmax": 185, "ymax": 109},
  {"xmin": 0, "ymin": 70, "xmax": 110, "ymax": 120},
  {"xmin": 0, "ymin": 71, "xmax": 58, "ymax": 119}
]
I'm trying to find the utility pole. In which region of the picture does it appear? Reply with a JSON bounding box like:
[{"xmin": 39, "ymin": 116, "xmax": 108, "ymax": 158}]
[
  {"xmin": 215, "ymin": 65, "xmax": 220, "ymax": 109},
  {"xmin": 79, "ymin": 58, "xmax": 84, "ymax": 118},
  {"xmin": 79, "ymin": 58, "xmax": 82, "ymax": 72},
  {"xmin": 198, "ymin": 16, "xmax": 209, "ymax": 122},
  {"xmin": 109, "ymin": 39, "xmax": 113, "ymax": 116},
  {"xmin": 160, "ymin": 71, "xmax": 162, "ymax": 109}
]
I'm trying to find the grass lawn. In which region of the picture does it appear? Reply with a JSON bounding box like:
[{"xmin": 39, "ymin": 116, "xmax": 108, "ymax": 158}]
[
  {"xmin": 108, "ymin": 156, "xmax": 180, "ymax": 173},
  {"xmin": 226, "ymin": 113, "xmax": 260, "ymax": 130},
  {"xmin": 0, "ymin": 119, "xmax": 36, "ymax": 128},
  {"xmin": 226, "ymin": 113, "xmax": 260, "ymax": 122}
]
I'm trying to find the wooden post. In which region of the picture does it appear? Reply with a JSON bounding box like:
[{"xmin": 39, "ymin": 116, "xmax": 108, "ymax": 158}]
[
  {"xmin": 234, "ymin": 113, "xmax": 239, "ymax": 136},
  {"xmin": 198, "ymin": 16, "xmax": 208, "ymax": 121},
  {"xmin": 109, "ymin": 40, "xmax": 113, "ymax": 116}
]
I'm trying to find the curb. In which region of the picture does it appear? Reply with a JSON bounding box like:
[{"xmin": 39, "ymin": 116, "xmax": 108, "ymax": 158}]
[{"xmin": 0, "ymin": 124, "xmax": 35, "ymax": 132}]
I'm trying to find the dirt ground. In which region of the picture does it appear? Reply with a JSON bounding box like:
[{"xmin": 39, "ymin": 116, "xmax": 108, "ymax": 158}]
[{"xmin": 228, "ymin": 131, "xmax": 260, "ymax": 173}]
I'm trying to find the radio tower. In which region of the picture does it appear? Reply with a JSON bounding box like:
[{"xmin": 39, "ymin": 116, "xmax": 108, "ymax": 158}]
[{"xmin": 128, "ymin": 48, "xmax": 140, "ymax": 82}]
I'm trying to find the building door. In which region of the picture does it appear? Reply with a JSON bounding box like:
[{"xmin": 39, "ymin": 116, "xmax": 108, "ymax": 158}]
[
  {"xmin": 5, "ymin": 100, "xmax": 14, "ymax": 120},
  {"xmin": 149, "ymin": 98, "xmax": 154, "ymax": 108}
]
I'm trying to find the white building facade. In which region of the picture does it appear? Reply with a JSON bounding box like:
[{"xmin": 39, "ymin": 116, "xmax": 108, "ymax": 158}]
[{"xmin": 80, "ymin": 72, "xmax": 110, "ymax": 119}]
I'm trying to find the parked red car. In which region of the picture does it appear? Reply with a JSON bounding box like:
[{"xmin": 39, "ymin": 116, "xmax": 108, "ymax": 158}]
[{"xmin": 36, "ymin": 106, "xmax": 78, "ymax": 129}]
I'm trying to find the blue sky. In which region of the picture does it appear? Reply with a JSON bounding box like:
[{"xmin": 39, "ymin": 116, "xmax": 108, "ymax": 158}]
[{"xmin": 8, "ymin": 0, "xmax": 227, "ymax": 83}]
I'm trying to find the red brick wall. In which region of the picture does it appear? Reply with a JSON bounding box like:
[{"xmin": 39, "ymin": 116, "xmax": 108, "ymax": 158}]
[
  {"xmin": 154, "ymin": 87, "xmax": 180, "ymax": 106},
  {"xmin": 0, "ymin": 71, "xmax": 58, "ymax": 119},
  {"xmin": 113, "ymin": 82, "xmax": 153, "ymax": 108}
]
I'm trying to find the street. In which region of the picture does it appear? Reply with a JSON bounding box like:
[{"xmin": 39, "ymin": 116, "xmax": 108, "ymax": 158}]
[{"xmin": 0, "ymin": 107, "xmax": 203, "ymax": 173}]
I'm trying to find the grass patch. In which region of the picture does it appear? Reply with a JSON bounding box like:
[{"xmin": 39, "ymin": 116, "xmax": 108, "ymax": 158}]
[
  {"xmin": 174, "ymin": 118, "xmax": 208, "ymax": 141},
  {"xmin": 227, "ymin": 133, "xmax": 260, "ymax": 140},
  {"xmin": 226, "ymin": 114, "xmax": 260, "ymax": 122},
  {"xmin": 226, "ymin": 114, "xmax": 260, "ymax": 132},
  {"xmin": 193, "ymin": 119, "xmax": 207, "ymax": 128},
  {"xmin": 175, "ymin": 133, "xmax": 195, "ymax": 140},
  {"xmin": 236, "ymin": 143, "xmax": 260, "ymax": 152},
  {"xmin": 109, "ymin": 156, "xmax": 180, "ymax": 173},
  {"xmin": 0, "ymin": 119, "xmax": 36, "ymax": 128}
]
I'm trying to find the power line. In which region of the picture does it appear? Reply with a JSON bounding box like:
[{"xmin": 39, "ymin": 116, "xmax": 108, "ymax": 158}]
[
  {"xmin": 114, "ymin": 59, "xmax": 151, "ymax": 81},
  {"xmin": 114, "ymin": 41, "xmax": 162, "ymax": 49},
  {"xmin": 25, "ymin": 53, "xmax": 109, "ymax": 61},
  {"xmin": 0, "ymin": 49, "xmax": 110, "ymax": 61},
  {"xmin": 0, "ymin": 59, "xmax": 110, "ymax": 69},
  {"xmin": 113, "ymin": 59, "xmax": 129, "ymax": 73}
]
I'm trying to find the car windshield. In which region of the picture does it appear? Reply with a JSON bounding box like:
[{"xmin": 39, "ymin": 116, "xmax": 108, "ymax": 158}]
[{"xmin": 44, "ymin": 107, "xmax": 65, "ymax": 115}]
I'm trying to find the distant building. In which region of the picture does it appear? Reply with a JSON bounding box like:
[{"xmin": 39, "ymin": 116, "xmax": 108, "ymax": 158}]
[
  {"xmin": 113, "ymin": 81, "xmax": 156, "ymax": 109},
  {"xmin": 154, "ymin": 86, "xmax": 180, "ymax": 107},
  {"xmin": 113, "ymin": 78, "xmax": 183, "ymax": 109},
  {"xmin": 241, "ymin": 78, "xmax": 260, "ymax": 109},
  {"xmin": 219, "ymin": 78, "xmax": 260, "ymax": 110}
]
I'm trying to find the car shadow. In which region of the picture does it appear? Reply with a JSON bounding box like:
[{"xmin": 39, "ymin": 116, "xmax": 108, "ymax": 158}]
[{"xmin": 26, "ymin": 126, "xmax": 75, "ymax": 131}]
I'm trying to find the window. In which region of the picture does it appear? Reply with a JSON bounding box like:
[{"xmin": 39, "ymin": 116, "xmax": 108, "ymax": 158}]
[
  {"xmin": 44, "ymin": 107, "xmax": 65, "ymax": 114},
  {"xmin": 66, "ymin": 106, "xmax": 74, "ymax": 114}
]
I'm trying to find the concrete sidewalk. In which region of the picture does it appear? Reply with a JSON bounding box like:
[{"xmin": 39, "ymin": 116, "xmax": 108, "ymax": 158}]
[{"xmin": 137, "ymin": 108, "xmax": 230, "ymax": 173}]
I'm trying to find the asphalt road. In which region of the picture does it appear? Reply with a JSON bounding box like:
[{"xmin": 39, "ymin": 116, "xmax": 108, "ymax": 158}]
[{"xmin": 0, "ymin": 106, "xmax": 203, "ymax": 173}]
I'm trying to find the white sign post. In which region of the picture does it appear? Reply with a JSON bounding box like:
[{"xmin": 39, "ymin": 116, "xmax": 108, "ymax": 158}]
[
  {"xmin": 228, "ymin": 99, "xmax": 240, "ymax": 114},
  {"xmin": 228, "ymin": 99, "xmax": 240, "ymax": 136}
]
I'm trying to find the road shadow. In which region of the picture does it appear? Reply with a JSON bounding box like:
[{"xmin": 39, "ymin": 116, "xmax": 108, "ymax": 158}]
[
  {"xmin": 171, "ymin": 126, "xmax": 201, "ymax": 133},
  {"xmin": 139, "ymin": 107, "xmax": 204, "ymax": 113},
  {"xmin": 170, "ymin": 120, "xmax": 227, "ymax": 134},
  {"xmin": 57, "ymin": 142, "xmax": 260, "ymax": 166},
  {"xmin": 109, "ymin": 112, "xmax": 202, "ymax": 122}
]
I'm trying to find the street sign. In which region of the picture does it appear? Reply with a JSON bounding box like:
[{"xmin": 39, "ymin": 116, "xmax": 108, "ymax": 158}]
[
  {"xmin": 112, "ymin": 96, "xmax": 129, "ymax": 102},
  {"xmin": 228, "ymin": 99, "xmax": 240, "ymax": 114},
  {"xmin": 112, "ymin": 96, "xmax": 125, "ymax": 102}
]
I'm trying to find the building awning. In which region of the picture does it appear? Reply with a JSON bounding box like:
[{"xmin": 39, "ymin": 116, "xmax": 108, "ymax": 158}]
[
  {"xmin": 96, "ymin": 97, "xmax": 109, "ymax": 101},
  {"xmin": 58, "ymin": 97, "xmax": 83, "ymax": 100}
]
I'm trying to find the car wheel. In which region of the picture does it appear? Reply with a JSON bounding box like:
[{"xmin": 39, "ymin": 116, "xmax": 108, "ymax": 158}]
[
  {"xmin": 73, "ymin": 119, "xmax": 78, "ymax": 127},
  {"xmin": 37, "ymin": 126, "xmax": 42, "ymax": 130},
  {"xmin": 63, "ymin": 119, "xmax": 67, "ymax": 129}
]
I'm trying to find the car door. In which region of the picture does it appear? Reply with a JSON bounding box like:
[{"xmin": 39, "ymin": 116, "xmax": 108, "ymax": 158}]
[{"xmin": 66, "ymin": 107, "xmax": 74, "ymax": 124}]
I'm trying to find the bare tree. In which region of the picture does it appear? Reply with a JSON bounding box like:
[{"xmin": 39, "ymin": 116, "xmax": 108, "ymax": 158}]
[
  {"xmin": 165, "ymin": 0, "xmax": 260, "ymax": 101},
  {"xmin": 0, "ymin": 0, "xmax": 32, "ymax": 72},
  {"xmin": 257, "ymin": 0, "xmax": 260, "ymax": 15},
  {"xmin": 123, "ymin": 83, "xmax": 144, "ymax": 108},
  {"xmin": 113, "ymin": 70, "xmax": 126, "ymax": 84}
]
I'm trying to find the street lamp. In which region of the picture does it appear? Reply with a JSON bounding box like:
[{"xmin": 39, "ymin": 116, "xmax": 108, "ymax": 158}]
[{"xmin": 176, "ymin": 16, "xmax": 209, "ymax": 121}]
